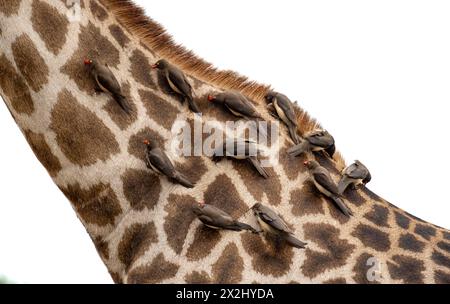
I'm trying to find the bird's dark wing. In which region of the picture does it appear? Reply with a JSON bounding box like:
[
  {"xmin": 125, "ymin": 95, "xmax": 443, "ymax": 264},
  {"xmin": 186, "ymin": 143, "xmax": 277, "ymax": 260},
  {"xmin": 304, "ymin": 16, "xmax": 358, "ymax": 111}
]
[
  {"xmin": 95, "ymin": 65, "xmax": 122, "ymax": 96},
  {"xmin": 313, "ymin": 170, "xmax": 340, "ymax": 195},
  {"xmin": 258, "ymin": 208, "xmax": 290, "ymax": 233},
  {"xmin": 167, "ymin": 67, "xmax": 192, "ymax": 98},
  {"xmin": 148, "ymin": 148, "xmax": 176, "ymax": 177},
  {"xmin": 307, "ymin": 132, "xmax": 334, "ymax": 148},
  {"xmin": 275, "ymin": 94, "xmax": 297, "ymax": 126},
  {"xmin": 225, "ymin": 94, "xmax": 258, "ymax": 117},
  {"xmin": 347, "ymin": 163, "xmax": 369, "ymax": 179}
]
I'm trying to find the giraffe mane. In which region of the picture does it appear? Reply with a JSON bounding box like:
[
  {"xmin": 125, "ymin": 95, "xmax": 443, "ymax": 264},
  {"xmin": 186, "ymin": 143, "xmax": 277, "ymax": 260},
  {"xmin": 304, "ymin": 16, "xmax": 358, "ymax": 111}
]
[{"xmin": 100, "ymin": 0, "xmax": 346, "ymax": 169}]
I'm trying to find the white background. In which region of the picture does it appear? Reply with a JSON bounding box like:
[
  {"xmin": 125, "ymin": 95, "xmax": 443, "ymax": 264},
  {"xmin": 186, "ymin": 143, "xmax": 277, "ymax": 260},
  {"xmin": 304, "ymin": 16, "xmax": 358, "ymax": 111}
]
[{"xmin": 1, "ymin": 0, "xmax": 449, "ymax": 283}]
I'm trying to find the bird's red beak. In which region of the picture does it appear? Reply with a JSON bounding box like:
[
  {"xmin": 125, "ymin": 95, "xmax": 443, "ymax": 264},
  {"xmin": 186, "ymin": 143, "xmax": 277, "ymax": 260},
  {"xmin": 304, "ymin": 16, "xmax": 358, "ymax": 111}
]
[
  {"xmin": 151, "ymin": 64, "xmax": 158, "ymax": 69},
  {"xmin": 207, "ymin": 95, "xmax": 215, "ymax": 102},
  {"xmin": 303, "ymin": 161, "xmax": 309, "ymax": 166},
  {"xmin": 143, "ymin": 139, "xmax": 150, "ymax": 145},
  {"xmin": 84, "ymin": 58, "xmax": 92, "ymax": 65}
]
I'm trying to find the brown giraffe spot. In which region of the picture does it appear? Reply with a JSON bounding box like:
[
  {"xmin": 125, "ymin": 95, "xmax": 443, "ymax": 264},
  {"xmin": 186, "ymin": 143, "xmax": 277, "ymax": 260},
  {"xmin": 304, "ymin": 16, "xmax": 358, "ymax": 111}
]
[
  {"xmin": 364, "ymin": 204, "xmax": 390, "ymax": 228},
  {"xmin": 434, "ymin": 270, "xmax": 450, "ymax": 284},
  {"xmin": 130, "ymin": 49, "xmax": 156, "ymax": 89},
  {"xmin": 92, "ymin": 236, "xmax": 109, "ymax": 260},
  {"xmin": 342, "ymin": 188, "xmax": 366, "ymax": 207},
  {"xmin": 232, "ymin": 162, "xmax": 282, "ymax": 206},
  {"xmin": 31, "ymin": 0, "xmax": 69, "ymax": 55},
  {"xmin": 432, "ymin": 250, "xmax": 450, "ymax": 268},
  {"xmin": 203, "ymin": 174, "xmax": 248, "ymax": 217},
  {"xmin": 414, "ymin": 224, "xmax": 436, "ymax": 241},
  {"xmin": 103, "ymin": 83, "xmax": 137, "ymax": 130},
  {"xmin": 314, "ymin": 153, "xmax": 340, "ymax": 175},
  {"xmin": 128, "ymin": 127, "xmax": 165, "ymax": 161},
  {"xmin": 109, "ymin": 271, "xmax": 123, "ymax": 284},
  {"xmin": 437, "ymin": 241, "xmax": 450, "ymax": 254},
  {"xmin": 352, "ymin": 253, "xmax": 380, "ymax": 284},
  {"xmin": 127, "ymin": 253, "xmax": 179, "ymax": 284},
  {"xmin": 443, "ymin": 231, "xmax": 450, "ymax": 241},
  {"xmin": 109, "ymin": 24, "xmax": 130, "ymax": 48},
  {"xmin": 289, "ymin": 182, "xmax": 325, "ymax": 216},
  {"xmin": 24, "ymin": 130, "xmax": 62, "ymax": 177},
  {"xmin": 185, "ymin": 271, "xmax": 211, "ymax": 284},
  {"xmin": 176, "ymin": 157, "xmax": 208, "ymax": 185},
  {"xmin": 50, "ymin": 90, "xmax": 120, "ymax": 166},
  {"xmin": 186, "ymin": 226, "xmax": 222, "ymax": 261},
  {"xmin": 279, "ymin": 146, "xmax": 307, "ymax": 180},
  {"xmin": 352, "ymin": 224, "xmax": 391, "ymax": 252},
  {"xmin": 323, "ymin": 278, "xmax": 347, "ymax": 284},
  {"xmin": 301, "ymin": 223, "xmax": 355, "ymax": 279},
  {"xmin": 361, "ymin": 187, "xmax": 384, "ymax": 203},
  {"xmin": 241, "ymin": 232, "xmax": 294, "ymax": 277},
  {"xmin": 164, "ymin": 194, "xmax": 197, "ymax": 255},
  {"xmin": 398, "ymin": 233, "xmax": 425, "ymax": 253},
  {"xmin": 60, "ymin": 182, "xmax": 122, "ymax": 227},
  {"xmin": 394, "ymin": 211, "xmax": 411, "ymax": 229},
  {"xmin": 121, "ymin": 169, "xmax": 161, "ymax": 211},
  {"xmin": 90, "ymin": 0, "xmax": 108, "ymax": 20},
  {"xmin": 11, "ymin": 34, "xmax": 49, "ymax": 92},
  {"xmin": 118, "ymin": 222, "xmax": 158, "ymax": 270},
  {"xmin": 0, "ymin": 55, "xmax": 34, "ymax": 115},
  {"xmin": 212, "ymin": 243, "xmax": 244, "ymax": 284},
  {"xmin": 387, "ymin": 255, "xmax": 425, "ymax": 284},
  {"xmin": 61, "ymin": 22, "xmax": 120, "ymax": 93},
  {"xmin": 0, "ymin": 0, "xmax": 21, "ymax": 16},
  {"xmin": 139, "ymin": 89, "xmax": 180, "ymax": 130}
]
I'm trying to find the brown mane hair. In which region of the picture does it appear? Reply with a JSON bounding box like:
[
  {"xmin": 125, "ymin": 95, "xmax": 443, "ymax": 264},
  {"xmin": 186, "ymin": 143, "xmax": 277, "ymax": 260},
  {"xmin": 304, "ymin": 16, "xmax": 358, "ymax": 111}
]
[{"xmin": 100, "ymin": 0, "xmax": 345, "ymax": 168}]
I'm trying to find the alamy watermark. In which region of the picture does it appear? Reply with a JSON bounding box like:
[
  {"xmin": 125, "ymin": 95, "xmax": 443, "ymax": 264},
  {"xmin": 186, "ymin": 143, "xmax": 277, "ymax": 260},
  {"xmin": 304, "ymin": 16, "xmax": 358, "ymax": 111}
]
[
  {"xmin": 366, "ymin": 257, "xmax": 383, "ymax": 282},
  {"xmin": 168, "ymin": 115, "xmax": 280, "ymax": 168}
]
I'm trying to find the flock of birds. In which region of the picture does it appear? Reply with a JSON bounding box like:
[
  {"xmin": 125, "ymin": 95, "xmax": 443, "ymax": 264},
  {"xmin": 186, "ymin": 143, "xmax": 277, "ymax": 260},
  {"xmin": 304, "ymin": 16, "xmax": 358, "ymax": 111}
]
[{"xmin": 83, "ymin": 57, "xmax": 372, "ymax": 249}]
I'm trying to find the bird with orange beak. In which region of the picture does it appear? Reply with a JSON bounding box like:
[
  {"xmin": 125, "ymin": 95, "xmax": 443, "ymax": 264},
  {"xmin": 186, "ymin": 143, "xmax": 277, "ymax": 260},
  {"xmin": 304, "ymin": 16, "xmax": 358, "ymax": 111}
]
[
  {"xmin": 143, "ymin": 138, "xmax": 195, "ymax": 188},
  {"xmin": 303, "ymin": 160, "xmax": 353, "ymax": 217},
  {"xmin": 152, "ymin": 59, "xmax": 201, "ymax": 114},
  {"xmin": 84, "ymin": 58, "xmax": 131, "ymax": 114}
]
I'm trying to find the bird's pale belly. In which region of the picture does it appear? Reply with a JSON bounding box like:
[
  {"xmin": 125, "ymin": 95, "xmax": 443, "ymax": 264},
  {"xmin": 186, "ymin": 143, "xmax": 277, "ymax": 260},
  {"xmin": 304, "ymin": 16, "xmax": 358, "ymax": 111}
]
[
  {"xmin": 227, "ymin": 106, "xmax": 246, "ymax": 118},
  {"xmin": 257, "ymin": 217, "xmax": 277, "ymax": 235},
  {"xmin": 313, "ymin": 180, "xmax": 333, "ymax": 197},
  {"xmin": 274, "ymin": 101, "xmax": 290, "ymax": 126}
]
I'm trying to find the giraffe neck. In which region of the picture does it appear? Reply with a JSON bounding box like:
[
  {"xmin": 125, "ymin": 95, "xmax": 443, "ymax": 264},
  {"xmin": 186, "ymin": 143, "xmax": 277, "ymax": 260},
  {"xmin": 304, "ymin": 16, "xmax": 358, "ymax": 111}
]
[{"xmin": 0, "ymin": 0, "xmax": 449, "ymax": 284}]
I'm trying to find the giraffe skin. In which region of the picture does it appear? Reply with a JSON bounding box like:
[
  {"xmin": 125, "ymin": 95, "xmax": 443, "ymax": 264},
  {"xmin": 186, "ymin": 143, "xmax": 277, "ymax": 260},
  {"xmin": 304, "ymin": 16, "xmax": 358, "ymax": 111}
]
[{"xmin": 0, "ymin": 0, "xmax": 449, "ymax": 284}]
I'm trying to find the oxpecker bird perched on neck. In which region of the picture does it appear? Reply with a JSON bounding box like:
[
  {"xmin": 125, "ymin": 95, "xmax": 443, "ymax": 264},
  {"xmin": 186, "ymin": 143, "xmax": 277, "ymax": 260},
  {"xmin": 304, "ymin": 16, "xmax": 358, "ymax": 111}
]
[
  {"xmin": 192, "ymin": 202, "xmax": 257, "ymax": 233},
  {"xmin": 338, "ymin": 160, "xmax": 371, "ymax": 195},
  {"xmin": 303, "ymin": 160, "xmax": 353, "ymax": 217},
  {"xmin": 265, "ymin": 91, "xmax": 301, "ymax": 144},
  {"xmin": 84, "ymin": 58, "xmax": 131, "ymax": 114},
  {"xmin": 288, "ymin": 129, "xmax": 335, "ymax": 158},
  {"xmin": 152, "ymin": 59, "xmax": 201, "ymax": 114},
  {"xmin": 252, "ymin": 203, "xmax": 307, "ymax": 249},
  {"xmin": 143, "ymin": 139, "xmax": 195, "ymax": 188}
]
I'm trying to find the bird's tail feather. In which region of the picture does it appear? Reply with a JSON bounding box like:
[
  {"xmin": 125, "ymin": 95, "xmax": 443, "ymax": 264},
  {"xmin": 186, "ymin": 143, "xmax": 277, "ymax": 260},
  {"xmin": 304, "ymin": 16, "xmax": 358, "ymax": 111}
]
[
  {"xmin": 338, "ymin": 176, "xmax": 353, "ymax": 195},
  {"xmin": 248, "ymin": 157, "xmax": 269, "ymax": 179},
  {"xmin": 284, "ymin": 234, "xmax": 307, "ymax": 249},
  {"xmin": 234, "ymin": 222, "xmax": 258, "ymax": 233},
  {"xmin": 287, "ymin": 140, "xmax": 309, "ymax": 157},
  {"xmin": 113, "ymin": 93, "xmax": 131, "ymax": 114},
  {"xmin": 331, "ymin": 196, "xmax": 353, "ymax": 217},
  {"xmin": 288, "ymin": 125, "xmax": 301, "ymax": 145},
  {"xmin": 186, "ymin": 97, "xmax": 201, "ymax": 114},
  {"xmin": 173, "ymin": 172, "xmax": 195, "ymax": 188}
]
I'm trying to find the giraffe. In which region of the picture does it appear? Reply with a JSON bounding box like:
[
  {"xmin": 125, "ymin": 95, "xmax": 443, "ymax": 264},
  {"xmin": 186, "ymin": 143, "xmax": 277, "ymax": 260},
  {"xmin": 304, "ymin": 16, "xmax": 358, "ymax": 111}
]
[{"xmin": 0, "ymin": 0, "xmax": 449, "ymax": 284}]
